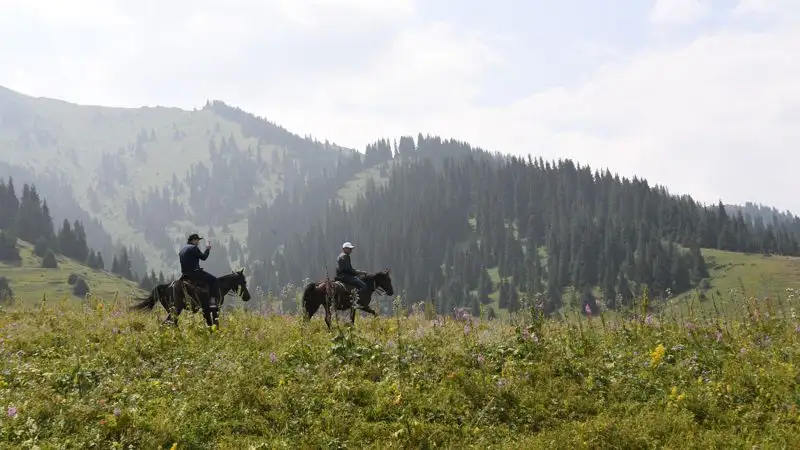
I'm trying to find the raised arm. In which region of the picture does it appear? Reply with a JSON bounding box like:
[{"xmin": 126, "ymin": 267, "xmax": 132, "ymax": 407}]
[{"xmin": 196, "ymin": 246, "xmax": 210, "ymax": 261}]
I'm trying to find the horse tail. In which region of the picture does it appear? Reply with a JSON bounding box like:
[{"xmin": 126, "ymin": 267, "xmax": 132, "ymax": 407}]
[
  {"xmin": 130, "ymin": 284, "xmax": 167, "ymax": 311},
  {"xmin": 302, "ymin": 282, "xmax": 316, "ymax": 316}
]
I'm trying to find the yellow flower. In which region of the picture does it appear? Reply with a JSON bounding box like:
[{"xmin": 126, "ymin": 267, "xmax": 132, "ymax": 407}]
[
  {"xmin": 170, "ymin": 444, "xmax": 178, "ymax": 450},
  {"xmin": 650, "ymin": 343, "xmax": 665, "ymax": 366}
]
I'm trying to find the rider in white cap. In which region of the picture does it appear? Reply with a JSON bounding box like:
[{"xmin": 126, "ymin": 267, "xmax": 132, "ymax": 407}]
[{"xmin": 336, "ymin": 241, "xmax": 367, "ymax": 296}]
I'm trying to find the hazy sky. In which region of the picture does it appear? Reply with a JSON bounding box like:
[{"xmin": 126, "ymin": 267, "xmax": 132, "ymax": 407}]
[{"xmin": 1, "ymin": 0, "xmax": 799, "ymax": 213}]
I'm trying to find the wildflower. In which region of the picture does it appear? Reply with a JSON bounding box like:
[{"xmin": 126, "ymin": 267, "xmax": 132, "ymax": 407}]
[
  {"xmin": 521, "ymin": 327, "xmax": 530, "ymax": 340},
  {"xmin": 715, "ymin": 330, "xmax": 723, "ymax": 342},
  {"xmin": 645, "ymin": 314, "xmax": 653, "ymax": 325},
  {"xmin": 476, "ymin": 354, "xmax": 485, "ymax": 364},
  {"xmin": 464, "ymin": 324, "xmax": 470, "ymax": 335},
  {"xmin": 585, "ymin": 304, "xmax": 592, "ymax": 315},
  {"xmin": 269, "ymin": 352, "xmax": 277, "ymax": 363},
  {"xmin": 113, "ymin": 407, "xmax": 121, "ymax": 417},
  {"xmin": 7, "ymin": 406, "xmax": 16, "ymax": 418},
  {"xmin": 650, "ymin": 343, "xmax": 665, "ymax": 366}
]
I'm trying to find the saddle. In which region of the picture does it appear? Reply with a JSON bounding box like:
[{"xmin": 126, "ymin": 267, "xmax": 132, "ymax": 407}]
[
  {"xmin": 171, "ymin": 275, "xmax": 210, "ymax": 293},
  {"xmin": 169, "ymin": 275, "xmax": 208, "ymax": 313},
  {"xmin": 332, "ymin": 276, "xmax": 359, "ymax": 293}
]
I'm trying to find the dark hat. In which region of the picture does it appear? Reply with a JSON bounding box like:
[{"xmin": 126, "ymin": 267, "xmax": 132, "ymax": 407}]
[{"xmin": 187, "ymin": 233, "xmax": 203, "ymax": 242}]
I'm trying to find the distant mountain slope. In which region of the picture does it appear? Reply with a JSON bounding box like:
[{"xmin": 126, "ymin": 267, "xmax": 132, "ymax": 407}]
[{"xmin": 0, "ymin": 86, "xmax": 354, "ymax": 274}]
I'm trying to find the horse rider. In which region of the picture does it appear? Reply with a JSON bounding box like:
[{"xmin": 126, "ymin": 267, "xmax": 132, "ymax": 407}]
[
  {"xmin": 336, "ymin": 241, "xmax": 367, "ymax": 298},
  {"xmin": 179, "ymin": 233, "xmax": 221, "ymax": 313}
]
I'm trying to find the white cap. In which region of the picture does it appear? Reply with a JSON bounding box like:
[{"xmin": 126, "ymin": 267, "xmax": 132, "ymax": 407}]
[{"xmin": 342, "ymin": 242, "xmax": 355, "ymax": 249}]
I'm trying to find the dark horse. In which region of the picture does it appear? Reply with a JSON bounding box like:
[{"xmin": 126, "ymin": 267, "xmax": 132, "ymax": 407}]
[
  {"xmin": 131, "ymin": 269, "xmax": 251, "ymax": 328},
  {"xmin": 302, "ymin": 269, "xmax": 394, "ymax": 329}
]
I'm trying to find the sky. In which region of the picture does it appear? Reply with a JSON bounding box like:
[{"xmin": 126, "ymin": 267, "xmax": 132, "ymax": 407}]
[{"xmin": 1, "ymin": 0, "xmax": 799, "ymax": 213}]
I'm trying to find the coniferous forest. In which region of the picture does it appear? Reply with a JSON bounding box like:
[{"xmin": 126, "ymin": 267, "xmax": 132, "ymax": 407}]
[
  {"xmin": 0, "ymin": 177, "xmax": 153, "ymax": 284},
  {"xmin": 246, "ymin": 136, "xmax": 800, "ymax": 316}
]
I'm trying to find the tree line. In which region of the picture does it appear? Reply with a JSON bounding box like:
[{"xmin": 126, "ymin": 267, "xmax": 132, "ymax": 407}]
[{"xmin": 246, "ymin": 135, "xmax": 800, "ymax": 316}]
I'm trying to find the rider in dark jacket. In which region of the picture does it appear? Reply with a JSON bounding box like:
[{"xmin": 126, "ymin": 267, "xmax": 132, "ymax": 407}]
[
  {"xmin": 336, "ymin": 241, "xmax": 366, "ymax": 295},
  {"xmin": 179, "ymin": 233, "xmax": 220, "ymax": 307}
]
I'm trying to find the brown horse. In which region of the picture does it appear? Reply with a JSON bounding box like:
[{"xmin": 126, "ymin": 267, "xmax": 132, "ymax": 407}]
[
  {"xmin": 131, "ymin": 269, "xmax": 251, "ymax": 328},
  {"xmin": 302, "ymin": 269, "xmax": 394, "ymax": 329}
]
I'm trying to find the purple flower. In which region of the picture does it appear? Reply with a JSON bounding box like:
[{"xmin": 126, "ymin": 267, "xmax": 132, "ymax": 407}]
[
  {"xmin": 585, "ymin": 304, "xmax": 592, "ymax": 315},
  {"xmin": 269, "ymin": 352, "xmax": 277, "ymax": 363},
  {"xmin": 464, "ymin": 324, "xmax": 471, "ymax": 335},
  {"xmin": 715, "ymin": 331, "xmax": 723, "ymax": 342},
  {"xmin": 686, "ymin": 322, "xmax": 695, "ymax": 330},
  {"xmin": 113, "ymin": 407, "xmax": 121, "ymax": 417},
  {"xmin": 7, "ymin": 406, "xmax": 16, "ymax": 418},
  {"xmin": 645, "ymin": 314, "xmax": 653, "ymax": 325},
  {"xmin": 477, "ymin": 354, "xmax": 485, "ymax": 364},
  {"xmin": 521, "ymin": 328, "xmax": 530, "ymax": 340},
  {"xmin": 795, "ymin": 324, "xmax": 800, "ymax": 333}
]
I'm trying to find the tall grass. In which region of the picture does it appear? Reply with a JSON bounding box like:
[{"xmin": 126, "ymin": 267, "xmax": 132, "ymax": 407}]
[{"xmin": 1, "ymin": 289, "xmax": 799, "ymax": 448}]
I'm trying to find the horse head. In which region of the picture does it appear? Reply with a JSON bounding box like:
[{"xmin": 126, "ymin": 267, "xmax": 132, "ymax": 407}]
[
  {"xmin": 230, "ymin": 268, "xmax": 252, "ymax": 301},
  {"xmin": 372, "ymin": 267, "xmax": 394, "ymax": 296}
]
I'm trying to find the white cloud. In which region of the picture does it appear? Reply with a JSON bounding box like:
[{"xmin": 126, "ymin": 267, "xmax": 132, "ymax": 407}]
[
  {"xmin": 1, "ymin": 0, "xmax": 800, "ymax": 213},
  {"xmin": 649, "ymin": 0, "xmax": 710, "ymax": 25}
]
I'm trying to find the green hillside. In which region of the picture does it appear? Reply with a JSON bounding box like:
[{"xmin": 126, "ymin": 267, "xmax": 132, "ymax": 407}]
[
  {"xmin": 0, "ymin": 240, "xmax": 144, "ymax": 304},
  {"xmin": 0, "ymin": 86, "xmax": 353, "ymax": 274}
]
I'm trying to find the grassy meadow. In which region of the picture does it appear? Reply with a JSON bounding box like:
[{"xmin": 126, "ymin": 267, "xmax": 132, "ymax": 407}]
[{"xmin": 1, "ymin": 288, "xmax": 800, "ymax": 448}]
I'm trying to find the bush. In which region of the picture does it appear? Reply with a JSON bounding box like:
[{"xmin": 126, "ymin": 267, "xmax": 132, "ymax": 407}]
[
  {"xmin": 72, "ymin": 277, "xmax": 90, "ymax": 297},
  {"xmin": 0, "ymin": 276, "xmax": 12, "ymax": 304},
  {"xmin": 34, "ymin": 236, "xmax": 49, "ymax": 257},
  {"xmin": 41, "ymin": 250, "xmax": 58, "ymax": 268},
  {"xmin": 0, "ymin": 230, "xmax": 21, "ymax": 263}
]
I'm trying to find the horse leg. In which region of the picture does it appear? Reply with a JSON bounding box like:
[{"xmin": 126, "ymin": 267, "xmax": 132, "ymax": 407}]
[
  {"xmin": 305, "ymin": 295, "xmax": 321, "ymax": 320},
  {"xmin": 356, "ymin": 292, "xmax": 377, "ymax": 316},
  {"xmin": 201, "ymin": 294, "xmax": 219, "ymax": 329},
  {"xmin": 361, "ymin": 305, "xmax": 378, "ymax": 316},
  {"xmin": 161, "ymin": 290, "xmax": 181, "ymax": 326}
]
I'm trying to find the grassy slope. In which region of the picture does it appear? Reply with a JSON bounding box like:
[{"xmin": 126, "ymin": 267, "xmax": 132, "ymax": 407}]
[
  {"xmin": 0, "ymin": 294, "xmax": 799, "ymax": 447},
  {"xmin": 0, "ymin": 87, "xmax": 309, "ymax": 273},
  {"xmin": 0, "ymin": 240, "xmax": 144, "ymax": 303},
  {"xmin": 664, "ymin": 248, "xmax": 800, "ymax": 316}
]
